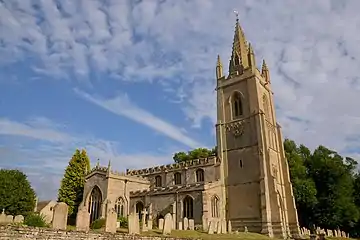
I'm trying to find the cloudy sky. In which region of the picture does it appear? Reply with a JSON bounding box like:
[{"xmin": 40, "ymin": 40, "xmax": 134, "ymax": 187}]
[{"xmin": 1, "ymin": 0, "xmax": 360, "ymax": 200}]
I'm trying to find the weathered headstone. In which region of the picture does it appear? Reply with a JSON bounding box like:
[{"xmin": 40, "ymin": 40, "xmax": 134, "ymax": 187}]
[
  {"xmin": 162, "ymin": 213, "xmax": 173, "ymax": 235},
  {"xmin": 158, "ymin": 218, "xmax": 164, "ymax": 230},
  {"xmin": 178, "ymin": 221, "xmax": 183, "ymax": 230},
  {"xmin": 228, "ymin": 220, "xmax": 232, "ymax": 233},
  {"xmin": 207, "ymin": 220, "xmax": 214, "ymax": 234},
  {"xmin": 221, "ymin": 220, "xmax": 227, "ymax": 234},
  {"xmin": 105, "ymin": 201, "xmax": 117, "ymax": 233},
  {"xmin": 202, "ymin": 215, "xmax": 208, "ymax": 232},
  {"xmin": 244, "ymin": 226, "xmax": 248, "ymax": 233},
  {"xmin": 5, "ymin": 215, "xmax": 13, "ymax": 223},
  {"xmin": 189, "ymin": 219, "xmax": 194, "ymax": 230},
  {"xmin": 52, "ymin": 202, "xmax": 68, "ymax": 230},
  {"xmin": 141, "ymin": 209, "xmax": 148, "ymax": 232},
  {"xmin": 0, "ymin": 209, "xmax": 6, "ymax": 223},
  {"xmin": 128, "ymin": 212, "xmax": 140, "ymax": 234},
  {"xmin": 147, "ymin": 206, "xmax": 153, "ymax": 230},
  {"xmin": 334, "ymin": 230, "xmax": 338, "ymax": 237},
  {"xmin": 216, "ymin": 220, "xmax": 221, "ymax": 233},
  {"xmin": 76, "ymin": 205, "xmax": 90, "ymax": 232},
  {"xmin": 183, "ymin": 217, "xmax": 189, "ymax": 230},
  {"xmin": 14, "ymin": 215, "xmax": 24, "ymax": 224}
]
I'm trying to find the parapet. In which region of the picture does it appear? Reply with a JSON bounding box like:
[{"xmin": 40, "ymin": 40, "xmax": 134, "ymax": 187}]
[
  {"xmin": 126, "ymin": 156, "xmax": 219, "ymax": 176},
  {"xmin": 130, "ymin": 182, "xmax": 206, "ymax": 197},
  {"xmin": 85, "ymin": 165, "xmax": 148, "ymax": 183}
]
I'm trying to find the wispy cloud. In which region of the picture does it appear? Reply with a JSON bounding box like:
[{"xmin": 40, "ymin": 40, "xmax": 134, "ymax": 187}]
[
  {"xmin": 0, "ymin": 116, "xmax": 174, "ymax": 199},
  {"xmin": 74, "ymin": 88, "xmax": 202, "ymax": 148}
]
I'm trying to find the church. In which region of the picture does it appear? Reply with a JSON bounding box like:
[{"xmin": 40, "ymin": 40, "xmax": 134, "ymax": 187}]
[{"xmin": 78, "ymin": 17, "xmax": 301, "ymax": 238}]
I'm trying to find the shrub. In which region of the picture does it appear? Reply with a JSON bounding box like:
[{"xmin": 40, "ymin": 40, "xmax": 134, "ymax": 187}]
[
  {"xmin": 118, "ymin": 216, "xmax": 128, "ymax": 228},
  {"xmin": 90, "ymin": 218, "xmax": 105, "ymax": 229},
  {"xmin": 24, "ymin": 213, "xmax": 47, "ymax": 227}
]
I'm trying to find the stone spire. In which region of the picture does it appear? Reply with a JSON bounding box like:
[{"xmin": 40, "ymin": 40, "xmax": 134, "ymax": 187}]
[
  {"xmin": 216, "ymin": 54, "xmax": 223, "ymax": 79},
  {"xmin": 261, "ymin": 59, "xmax": 270, "ymax": 83},
  {"xmin": 228, "ymin": 16, "xmax": 249, "ymax": 74}
]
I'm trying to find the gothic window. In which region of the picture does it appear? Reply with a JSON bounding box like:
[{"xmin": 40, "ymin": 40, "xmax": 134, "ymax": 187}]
[
  {"xmin": 232, "ymin": 92, "xmax": 243, "ymax": 118},
  {"xmin": 155, "ymin": 175, "xmax": 162, "ymax": 187},
  {"xmin": 88, "ymin": 186, "xmax": 102, "ymax": 223},
  {"xmin": 196, "ymin": 169, "xmax": 205, "ymax": 182},
  {"xmin": 211, "ymin": 196, "xmax": 220, "ymax": 218},
  {"xmin": 174, "ymin": 172, "xmax": 182, "ymax": 185},
  {"xmin": 115, "ymin": 197, "xmax": 125, "ymax": 218},
  {"xmin": 183, "ymin": 196, "xmax": 194, "ymax": 219}
]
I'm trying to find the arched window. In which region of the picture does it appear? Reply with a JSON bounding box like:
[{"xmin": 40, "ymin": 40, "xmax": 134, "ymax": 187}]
[
  {"xmin": 232, "ymin": 92, "xmax": 243, "ymax": 118},
  {"xmin": 196, "ymin": 169, "xmax": 205, "ymax": 182},
  {"xmin": 174, "ymin": 172, "xmax": 182, "ymax": 185},
  {"xmin": 155, "ymin": 175, "xmax": 162, "ymax": 187},
  {"xmin": 211, "ymin": 196, "xmax": 220, "ymax": 218},
  {"xmin": 183, "ymin": 196, "xmax": 194, "ymax": 219},
  {"xmin": 88, "ymin": 186, "xmax": 102, "ymax": 223},
  {"xmin": 115, "ymin": 197, "xmax": 125, "ymax": 218}
]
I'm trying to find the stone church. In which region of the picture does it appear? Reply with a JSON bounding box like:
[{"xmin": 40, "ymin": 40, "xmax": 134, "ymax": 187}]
[{"xmin": 79, "ymin": 17, "xmax": 300, "ymax": 238}]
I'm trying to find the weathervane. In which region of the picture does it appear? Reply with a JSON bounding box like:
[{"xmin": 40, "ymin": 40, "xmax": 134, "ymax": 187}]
[{"xmin": 233, "ymin": 10, "xmax": 239, "ymax": 20}]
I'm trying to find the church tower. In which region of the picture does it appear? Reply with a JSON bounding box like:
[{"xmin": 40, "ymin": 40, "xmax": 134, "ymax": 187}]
[{"xmin": 215, "ymin": 17, "xmax": 300, "ymax": 238}]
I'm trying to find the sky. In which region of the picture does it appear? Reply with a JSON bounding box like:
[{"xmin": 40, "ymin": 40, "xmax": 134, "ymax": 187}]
[{"xmin": 1, "ymin": 0, "xmax": 360, "ymax": 200}]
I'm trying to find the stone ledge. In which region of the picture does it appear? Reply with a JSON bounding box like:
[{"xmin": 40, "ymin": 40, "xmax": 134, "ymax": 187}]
[{"xmin": 0, "ymin": 226, "xmax": 196, "ymax": 240}]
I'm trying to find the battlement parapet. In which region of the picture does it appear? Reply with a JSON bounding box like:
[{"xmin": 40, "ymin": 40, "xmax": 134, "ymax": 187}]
[
  {"xmin": 126, "ymin": 156, "xmax": 218, "ymax": 176},
  {"xmin": 130, "ymin": 182, "xmax": 205, "ymax": 197}
]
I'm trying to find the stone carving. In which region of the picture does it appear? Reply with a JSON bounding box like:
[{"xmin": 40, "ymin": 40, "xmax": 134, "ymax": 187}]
[{"xmin": 225, "ymin": 121, "xmax": 245, "ymax": 137}]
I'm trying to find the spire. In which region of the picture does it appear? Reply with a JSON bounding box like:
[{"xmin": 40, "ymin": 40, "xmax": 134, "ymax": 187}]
[
  {"xmin": 261, "ymin": 59, "xmax": 270, "ymax": 83},
  {"xmin": 248, "ymin": 43, "xmax": 256, "ymax": 68},
  {"xmin": 216, "ymin": 54, "xmax": 223, "ymax": 79},
  {"xmin": 229, "ymin": 15, "xmax": 249, "ymax": 75}
]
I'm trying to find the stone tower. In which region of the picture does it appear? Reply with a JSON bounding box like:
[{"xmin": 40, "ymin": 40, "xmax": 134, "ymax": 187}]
[{"xmin": 215, "ymin": 17, "xmax": 300, "ymax": 238}]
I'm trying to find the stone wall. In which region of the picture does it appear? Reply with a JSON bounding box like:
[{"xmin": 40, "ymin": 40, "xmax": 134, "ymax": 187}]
[{"xmin": 0, "ymin": 226, "xmax": 194, "ymax": 240}]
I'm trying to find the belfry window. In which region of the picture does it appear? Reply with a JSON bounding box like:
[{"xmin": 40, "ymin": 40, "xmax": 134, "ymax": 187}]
[
  {"xmin": 232, "ymin": 92, "xmax": 243, "ymax": 118},
  {"xmin": 196, "ymin": 169, "xmax": 205, "ymax": 182},
  {"xmin": 155, "ymin": 175, "xmax": 162, "ymax": 187},
  {"xmin": 174, "ymin": 172, "xmax": 182, "ymax": 185}
]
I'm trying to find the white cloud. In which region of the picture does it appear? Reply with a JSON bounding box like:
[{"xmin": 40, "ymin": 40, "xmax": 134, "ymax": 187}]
[
  {"xmin": 1, "ymin": 0, "xmax": 360, "ymax": 160},
  {"xmin": 0, "ymin": 117, "xmax": 174, "ymax": 199},
  {"xmin": 74, "ymin": 88, "xmax": 202, "ymax": 149}
]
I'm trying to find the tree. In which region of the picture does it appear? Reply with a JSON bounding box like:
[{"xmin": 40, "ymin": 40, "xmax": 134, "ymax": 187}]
[
  {"xmin": 58, "ymin": 149, "xmax": 91, "ymax": 220},
  {"xmin": 0, "ymin": 169, "xmax": 36, "ymax": 216},
  {"xmin": 173, "ymin": 147, "xmax": 217, "ymax": 163}
]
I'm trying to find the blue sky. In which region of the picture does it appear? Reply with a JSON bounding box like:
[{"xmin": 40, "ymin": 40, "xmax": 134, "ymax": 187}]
[{"xmin": 1, "ymin": 0, "xmax": 360, "ymax": 200}]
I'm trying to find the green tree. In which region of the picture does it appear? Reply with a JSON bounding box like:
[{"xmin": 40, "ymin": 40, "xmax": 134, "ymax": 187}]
[
  {"xmin": 173, "ymin": 147, "xmax": 216, "ymax": 163},
  {"xmin": 58, "ymin": 149, "xmax": 91, "ymax": 220},
  {"xmin": 0, "ymin": 169, "xmax": 36, "ymax": 216}
]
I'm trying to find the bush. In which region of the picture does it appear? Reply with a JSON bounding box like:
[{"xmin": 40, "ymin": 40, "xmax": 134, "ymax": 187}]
[
  {"xmin": 90, "ymin": 218, "xmax": 105, "ymax": 229},
  {"xmin": 118, "ymin": 216, "xmax": 128, "ymax": 228},
  {"xmin": 24, "ymin": 213, "xmax": 47, "ymax": 227}
]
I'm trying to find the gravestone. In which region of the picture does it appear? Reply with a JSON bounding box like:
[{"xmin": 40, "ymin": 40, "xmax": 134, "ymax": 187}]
[
  {"xmin": 188, "ymin": 219, "xmax": 194, "ymax": 230},
  {"xmin": 183, "ymin": 217, "xmax": 189, "ymax": 230},
  {"xmin": 76, "ymin": 205, "xmax": 90, "ymax": 232},
  {"xmin": 128, "ymin": 212, "xmax": 140, "ymax": 234},
  {"xmin": 14, "ymin": 215, "xmax": 24, "ymax": 224},
  {"xmin": 207, "ymin": 220, "xmax": 214, "ymax": 234},
  {"xmin": 141, "ymin": 209, "xmax": 148, "ymax": 232},
  {"xmin": 5, "ymin": 215, "xmax": 13, "ymax": 223},
  {"xmin": 216, "ymin": 220, "xmax": 221, "ymax": 233},
  {"xmin": 105, "ymin": 201, "xmax": 117, "ymax": 233},
  {"xmin": 147, "ymin": 205, "xmax": 153, "ymax": 230},
  {"xmin": 228, "ymin": 220, "xmax": 232, "ymax": 233},
  {"xmin": 202, "ymin": 215, "xmax": 208, "ymax": 232},
  {"xmin": 52, "ymin": 202, "xmax": 68, "ymax": 230},
  {"xmin": 244, "ymin": 226, "xmax": 248, "ymax": 233},
  {"xmin": 178, "ymin": 221, "xmax": 183, "ymax": 230},
  {"xmin": 158, "ymin": 218, "xmax": 164, "ymax": 230},
  {"xmin": 0, "ymin": 210, "xmax": 6, "ymax": 223},
  {"xmin": 162, "ymin": 213, "xmax": 172, "ymax": 235},
  {"xmin": 221, "ymin": 220, "xmax": 227, "ymax": 234}
]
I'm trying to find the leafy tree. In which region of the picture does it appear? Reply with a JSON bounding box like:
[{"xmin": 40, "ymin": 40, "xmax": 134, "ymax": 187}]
[
  {"xmin": 58, "ymin": 149, "xmax": 91, "ymax": 220},
  {"xmin": 0, "ymin": 169, "xmax": 36, "ymax": 216},
  {"xmin": 173, "ymin": 147, "xmax": 217, "ymax": 163}
]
